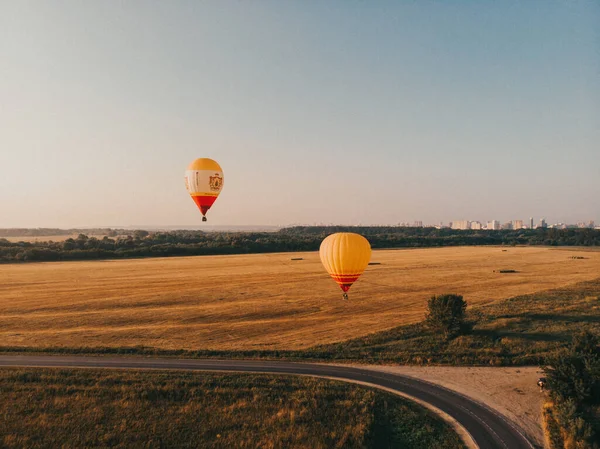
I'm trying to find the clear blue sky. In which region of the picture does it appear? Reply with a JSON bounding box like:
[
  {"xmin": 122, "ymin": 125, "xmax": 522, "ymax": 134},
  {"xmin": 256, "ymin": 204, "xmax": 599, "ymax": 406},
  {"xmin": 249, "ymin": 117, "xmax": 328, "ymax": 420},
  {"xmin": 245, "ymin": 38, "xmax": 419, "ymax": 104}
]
[{"xmin": 1, "ymin": 1, "xmax": 598, "ymax": 227}]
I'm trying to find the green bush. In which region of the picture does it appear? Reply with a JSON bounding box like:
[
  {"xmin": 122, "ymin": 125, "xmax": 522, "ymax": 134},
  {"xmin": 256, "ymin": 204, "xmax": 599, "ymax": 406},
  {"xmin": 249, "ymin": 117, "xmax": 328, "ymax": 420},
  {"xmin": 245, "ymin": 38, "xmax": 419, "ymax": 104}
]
[
  {"xmin": 544, "ymin": 331, "xmax": 600, "ymax": 448},
  {"xmin": 425, "ymin": 294, "xmax": 468, "ymax": 339}
]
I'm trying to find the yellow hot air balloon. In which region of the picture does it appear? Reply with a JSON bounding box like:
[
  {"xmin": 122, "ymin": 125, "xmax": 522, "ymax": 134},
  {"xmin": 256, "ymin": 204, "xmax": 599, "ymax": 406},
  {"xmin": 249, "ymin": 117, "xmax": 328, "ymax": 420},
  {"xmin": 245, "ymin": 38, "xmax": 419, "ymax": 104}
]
[
  {"xmin": 319, "ymin": 233, "xmax": 371, "ymax": 300},
  {"xmin": 184, "ymin": 158, "xmax": 224, "ymax": 222}
]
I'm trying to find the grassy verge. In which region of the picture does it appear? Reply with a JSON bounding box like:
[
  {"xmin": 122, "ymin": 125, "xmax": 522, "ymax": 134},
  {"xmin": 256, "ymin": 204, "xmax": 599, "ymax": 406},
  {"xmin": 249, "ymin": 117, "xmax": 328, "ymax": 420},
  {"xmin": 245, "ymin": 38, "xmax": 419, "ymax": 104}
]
[
  {"xmin": 0, "ymin": 368, "xmax": 464, "ymax": 449},
  {"xmin": 542, "ymin": 401, "xmax": 565, "ymax": 449},
  {"xmin": 3, "ymin": 278, "xmax": 599, "ymax": 366}
]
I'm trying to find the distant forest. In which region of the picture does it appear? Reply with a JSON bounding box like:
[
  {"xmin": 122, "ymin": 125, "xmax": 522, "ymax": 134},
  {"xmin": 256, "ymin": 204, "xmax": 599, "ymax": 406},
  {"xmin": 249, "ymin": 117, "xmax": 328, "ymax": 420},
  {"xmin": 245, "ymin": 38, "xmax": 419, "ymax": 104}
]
[
  {"xmin": 0, "ymin": 228, "xmax": 130, "ymax": 238},
  {"xmin": 0, "ymin": 226, "xmax": 598, "ymax": 263}
]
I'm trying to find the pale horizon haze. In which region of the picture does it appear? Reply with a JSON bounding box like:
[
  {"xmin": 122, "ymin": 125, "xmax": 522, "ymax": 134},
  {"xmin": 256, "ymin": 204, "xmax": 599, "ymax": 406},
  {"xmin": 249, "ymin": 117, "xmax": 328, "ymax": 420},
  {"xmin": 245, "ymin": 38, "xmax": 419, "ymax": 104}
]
[{"xmin": 1, "ymin": 1, "xmax": 599, "ymax": 228}]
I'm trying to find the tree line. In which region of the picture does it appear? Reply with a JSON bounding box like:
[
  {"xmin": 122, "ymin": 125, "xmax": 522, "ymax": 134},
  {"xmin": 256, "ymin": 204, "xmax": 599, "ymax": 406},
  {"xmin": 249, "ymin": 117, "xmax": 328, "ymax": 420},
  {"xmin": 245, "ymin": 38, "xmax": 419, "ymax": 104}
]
[
  {"xmin": 0, "ymin": 228, "xmax": 128, "ymax": 237},
  {"xmin": 544, "ymin": 332, "xmax": 600, "ymax": 448},
  {"xmin": 0, "ymin": 227, "xmax": 598, "ymax": 263}
]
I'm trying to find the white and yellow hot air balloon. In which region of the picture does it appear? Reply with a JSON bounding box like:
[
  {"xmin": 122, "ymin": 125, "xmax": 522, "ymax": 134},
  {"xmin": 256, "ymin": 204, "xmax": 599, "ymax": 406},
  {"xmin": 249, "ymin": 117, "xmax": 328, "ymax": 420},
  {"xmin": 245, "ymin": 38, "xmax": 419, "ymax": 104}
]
[
  {"xmin": 184, "ymin": 158, "xmax": 224, "ymax": 222},
  {"xmin": 319, "ymin": 233, "xmax": 371, "ymax": 300}
]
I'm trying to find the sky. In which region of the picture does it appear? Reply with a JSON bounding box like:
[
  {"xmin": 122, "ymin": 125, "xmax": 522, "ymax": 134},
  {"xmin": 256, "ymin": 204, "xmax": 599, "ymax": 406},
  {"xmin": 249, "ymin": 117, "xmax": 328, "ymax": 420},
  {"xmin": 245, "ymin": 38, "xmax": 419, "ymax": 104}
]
[{"xmin": 1, "ymin": 1, "xmax": 598, "ymax": 228}]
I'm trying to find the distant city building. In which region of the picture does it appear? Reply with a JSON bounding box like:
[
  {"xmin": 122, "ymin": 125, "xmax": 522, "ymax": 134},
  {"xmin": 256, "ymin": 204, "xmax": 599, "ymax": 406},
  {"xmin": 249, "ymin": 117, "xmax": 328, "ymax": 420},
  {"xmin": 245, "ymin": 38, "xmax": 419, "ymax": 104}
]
[
  {"xmin": 413, "ymin": 221, "xmax": 423, "ymax": 228},
  {"xmin": 487, "ymin": 220, "xmax": 500, "ymax": 230},
  {"xmin": 426, "ymin": 218, "xmax": 596, "ymax": 230},
  {"xmin": 451, "ymin": 220, "xmax": 470, "ymax": 230},
  {"xmin": 577, "ymin": 221, "xmax": 596, "ymax": 229}
]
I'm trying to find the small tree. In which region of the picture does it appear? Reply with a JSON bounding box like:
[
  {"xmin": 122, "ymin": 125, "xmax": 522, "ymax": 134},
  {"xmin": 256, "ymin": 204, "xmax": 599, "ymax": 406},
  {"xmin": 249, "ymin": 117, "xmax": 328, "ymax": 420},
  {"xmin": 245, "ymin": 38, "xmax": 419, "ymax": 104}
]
[
  {"xmin": 134, "ymin": 230, "xmax": 149, "ymax": 240},
  {"xmin": 425, "ymin": 294, "xmax": 467, "ymax": 339},
  {"xmin": 544, "ymin": 331, "xmax": 600, "ymax": 405},
  {"xmin": 543, "ymin": 331, "xmax": 600, "ymax": 447}
]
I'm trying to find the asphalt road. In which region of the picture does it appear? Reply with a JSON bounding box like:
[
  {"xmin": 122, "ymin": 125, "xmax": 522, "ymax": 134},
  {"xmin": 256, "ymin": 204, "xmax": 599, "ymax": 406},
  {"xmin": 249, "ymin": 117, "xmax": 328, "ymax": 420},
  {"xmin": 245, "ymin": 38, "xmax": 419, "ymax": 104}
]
[{"xmin": 0, "ymin": 355, "xmax": 534, "ymax": 449}]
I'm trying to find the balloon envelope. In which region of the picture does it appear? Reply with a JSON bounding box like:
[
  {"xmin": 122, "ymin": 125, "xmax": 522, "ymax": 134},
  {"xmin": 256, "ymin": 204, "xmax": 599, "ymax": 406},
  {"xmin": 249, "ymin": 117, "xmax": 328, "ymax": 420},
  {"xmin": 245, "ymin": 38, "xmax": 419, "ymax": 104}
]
[
  {"xmin": 184, "ymin": 158, "xmax": 224, "ymax": 221},
  {"xmin": 319, "ymin": 233, "xmax": 371, "ymax": 297}
]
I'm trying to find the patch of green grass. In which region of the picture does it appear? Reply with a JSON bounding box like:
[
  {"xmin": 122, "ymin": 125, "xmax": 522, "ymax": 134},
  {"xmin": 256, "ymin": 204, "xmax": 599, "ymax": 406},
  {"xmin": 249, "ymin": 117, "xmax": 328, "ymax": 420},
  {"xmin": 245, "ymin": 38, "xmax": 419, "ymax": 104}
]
[
  {"xmin": 313, "ymin": 278, "xmax": 600, "ymax": 365},
  {"xmin": 0, "ymin": 368, "xmax": 464, "ymax": 449},
  {"xmin": 3, "ymin": 278, "xmax": 599, "ymax": 366}
]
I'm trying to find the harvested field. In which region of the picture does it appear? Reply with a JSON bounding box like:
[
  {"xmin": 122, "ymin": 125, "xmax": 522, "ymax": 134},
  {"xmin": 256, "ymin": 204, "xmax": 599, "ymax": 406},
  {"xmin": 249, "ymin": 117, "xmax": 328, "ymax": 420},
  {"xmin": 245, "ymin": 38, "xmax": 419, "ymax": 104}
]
[{"xmin": 1, "ymin": 247, "xmax": 599, "ymax": 351}]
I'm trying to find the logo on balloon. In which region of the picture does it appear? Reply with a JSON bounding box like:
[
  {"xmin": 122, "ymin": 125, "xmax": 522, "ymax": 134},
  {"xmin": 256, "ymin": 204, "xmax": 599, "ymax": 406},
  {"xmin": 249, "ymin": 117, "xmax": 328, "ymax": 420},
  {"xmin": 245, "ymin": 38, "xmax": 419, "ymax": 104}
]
[{"xmin": 209, "ymin": 174, "xmax": 223, "ymax": 192}]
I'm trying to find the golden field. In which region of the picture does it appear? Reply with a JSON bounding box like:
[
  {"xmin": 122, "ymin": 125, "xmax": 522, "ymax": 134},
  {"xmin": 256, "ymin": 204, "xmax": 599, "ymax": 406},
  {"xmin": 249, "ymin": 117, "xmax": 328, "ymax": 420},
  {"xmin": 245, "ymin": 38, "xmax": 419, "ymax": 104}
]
[{"xmin": 0, "ymin": 246, "xmax": 599, "ymax": 351}]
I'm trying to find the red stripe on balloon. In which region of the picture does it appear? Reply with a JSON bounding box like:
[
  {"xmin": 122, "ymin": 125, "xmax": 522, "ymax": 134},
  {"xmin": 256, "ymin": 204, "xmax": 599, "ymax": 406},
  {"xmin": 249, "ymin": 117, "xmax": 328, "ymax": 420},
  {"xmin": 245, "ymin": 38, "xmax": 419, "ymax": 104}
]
[
  {"xmin": 192, "ymin": 195, "xmax": 218, "ymax": 216},
  {"xmin": 330, "ymin": 274, "xmax": 360, "ymax": 284}
]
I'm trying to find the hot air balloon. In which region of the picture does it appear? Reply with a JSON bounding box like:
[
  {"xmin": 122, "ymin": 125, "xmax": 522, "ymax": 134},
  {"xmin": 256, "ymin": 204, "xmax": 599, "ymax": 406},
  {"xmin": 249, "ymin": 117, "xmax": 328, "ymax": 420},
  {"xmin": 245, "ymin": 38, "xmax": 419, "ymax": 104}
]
[
  {"xmin": 319, "ymin": 233, "xmax": 371, "ymax": 300},
  {"xmin": 184, "ymin": 158, "xmax": 224, "ymax": 222}
]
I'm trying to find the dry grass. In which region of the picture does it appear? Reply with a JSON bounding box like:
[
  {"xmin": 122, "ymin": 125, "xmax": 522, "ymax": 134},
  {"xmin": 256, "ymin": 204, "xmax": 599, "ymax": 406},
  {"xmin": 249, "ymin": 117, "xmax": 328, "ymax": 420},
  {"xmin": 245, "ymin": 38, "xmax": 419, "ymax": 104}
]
[
  {"xmin": 542, "ymin": 401, "xmax": 566, "ymax": 449},
  {"xmin": 1, "ymin": 247, "xmax": 599, "ymax": 351},
  {"xmin": 0, "ymin": 368, "xmax": 463, "ymax": 449}
]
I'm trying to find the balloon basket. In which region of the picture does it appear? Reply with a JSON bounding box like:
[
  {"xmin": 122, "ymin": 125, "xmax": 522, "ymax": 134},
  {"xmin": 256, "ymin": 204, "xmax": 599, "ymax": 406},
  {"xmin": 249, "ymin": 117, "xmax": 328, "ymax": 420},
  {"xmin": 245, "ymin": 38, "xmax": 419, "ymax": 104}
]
[
  {"xmin": 202, "ymin": 216, "xmax": 207, "ymax": 222},
  {"xmin": 342, "ymin": 293, "xmax": 348, "ymax": 300}
]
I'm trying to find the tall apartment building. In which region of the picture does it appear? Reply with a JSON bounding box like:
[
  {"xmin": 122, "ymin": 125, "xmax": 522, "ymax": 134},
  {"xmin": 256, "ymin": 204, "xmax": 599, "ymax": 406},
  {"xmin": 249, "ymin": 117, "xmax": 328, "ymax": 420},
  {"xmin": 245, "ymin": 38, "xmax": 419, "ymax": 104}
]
[
  {"xmin": 538, "ymin": 218, "xmax": 547, "ymax": 229},
  {"xmin": 470, "ymin": 221, "xmax": 482, "ymax": 230},
  {"xmin": 530, "ymin": 217, "xmax": 534, "ymax": 229},
  {"xmin": 451, "ymin": 220, "xmax": 470, "ymax": 230},
  {"xmin": 487, "ymin": 220, "xmax": 500, "ymax": 230},
  {"xmin": 513, "ymin": 220, "xmax": 523, "ymax": 229},
  {"xmin": 501, "ymin": 222, "xmax": 513, "ymax": 230}
]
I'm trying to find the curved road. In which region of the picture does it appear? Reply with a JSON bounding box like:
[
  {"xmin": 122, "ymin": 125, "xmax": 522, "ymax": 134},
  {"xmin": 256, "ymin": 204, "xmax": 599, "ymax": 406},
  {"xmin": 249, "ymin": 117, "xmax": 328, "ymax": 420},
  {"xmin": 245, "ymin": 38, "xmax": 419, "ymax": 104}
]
[{"xmin": 0, "ymin": 355, "xmax": 534, "ymax": 449}]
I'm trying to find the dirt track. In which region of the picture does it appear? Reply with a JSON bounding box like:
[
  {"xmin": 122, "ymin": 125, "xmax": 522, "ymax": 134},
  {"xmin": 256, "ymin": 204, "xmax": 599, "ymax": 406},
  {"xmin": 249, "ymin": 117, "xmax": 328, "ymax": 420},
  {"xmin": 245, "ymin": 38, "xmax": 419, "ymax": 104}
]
[{"xmin": 364, "ymin": 365, "xmax": 544, "ymax": 447}]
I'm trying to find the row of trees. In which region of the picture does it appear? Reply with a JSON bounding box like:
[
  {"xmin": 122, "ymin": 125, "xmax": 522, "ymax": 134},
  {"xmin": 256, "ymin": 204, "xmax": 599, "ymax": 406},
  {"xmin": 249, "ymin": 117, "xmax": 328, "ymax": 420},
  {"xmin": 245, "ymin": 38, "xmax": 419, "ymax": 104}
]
[
  {"xmin": 281, "ymin": 226, "xmax": 600, "ymax": 247},
  {"xmin": 0, "ymin": 228, "xmax": 127, "ymax": 238},
  {"xmin": 0, "ymin": 227, "xmax": 598, "ymax": 263}
]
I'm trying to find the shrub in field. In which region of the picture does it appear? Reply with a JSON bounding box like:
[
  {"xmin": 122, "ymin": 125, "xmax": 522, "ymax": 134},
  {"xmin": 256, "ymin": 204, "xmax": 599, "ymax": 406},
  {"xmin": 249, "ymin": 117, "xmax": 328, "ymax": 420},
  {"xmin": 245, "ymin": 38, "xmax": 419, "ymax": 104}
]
[{"xmin": 425, "ymin": 294, "xmax": 468, "ymax": 339}]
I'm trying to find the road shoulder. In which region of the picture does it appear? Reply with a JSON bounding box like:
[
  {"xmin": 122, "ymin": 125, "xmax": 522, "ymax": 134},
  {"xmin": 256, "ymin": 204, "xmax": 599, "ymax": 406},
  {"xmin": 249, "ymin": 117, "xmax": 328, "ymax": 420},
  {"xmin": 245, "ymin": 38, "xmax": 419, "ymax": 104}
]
[{"xmin": 357, "ymin": 365, "xmax": 543, "ymax": 447}]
